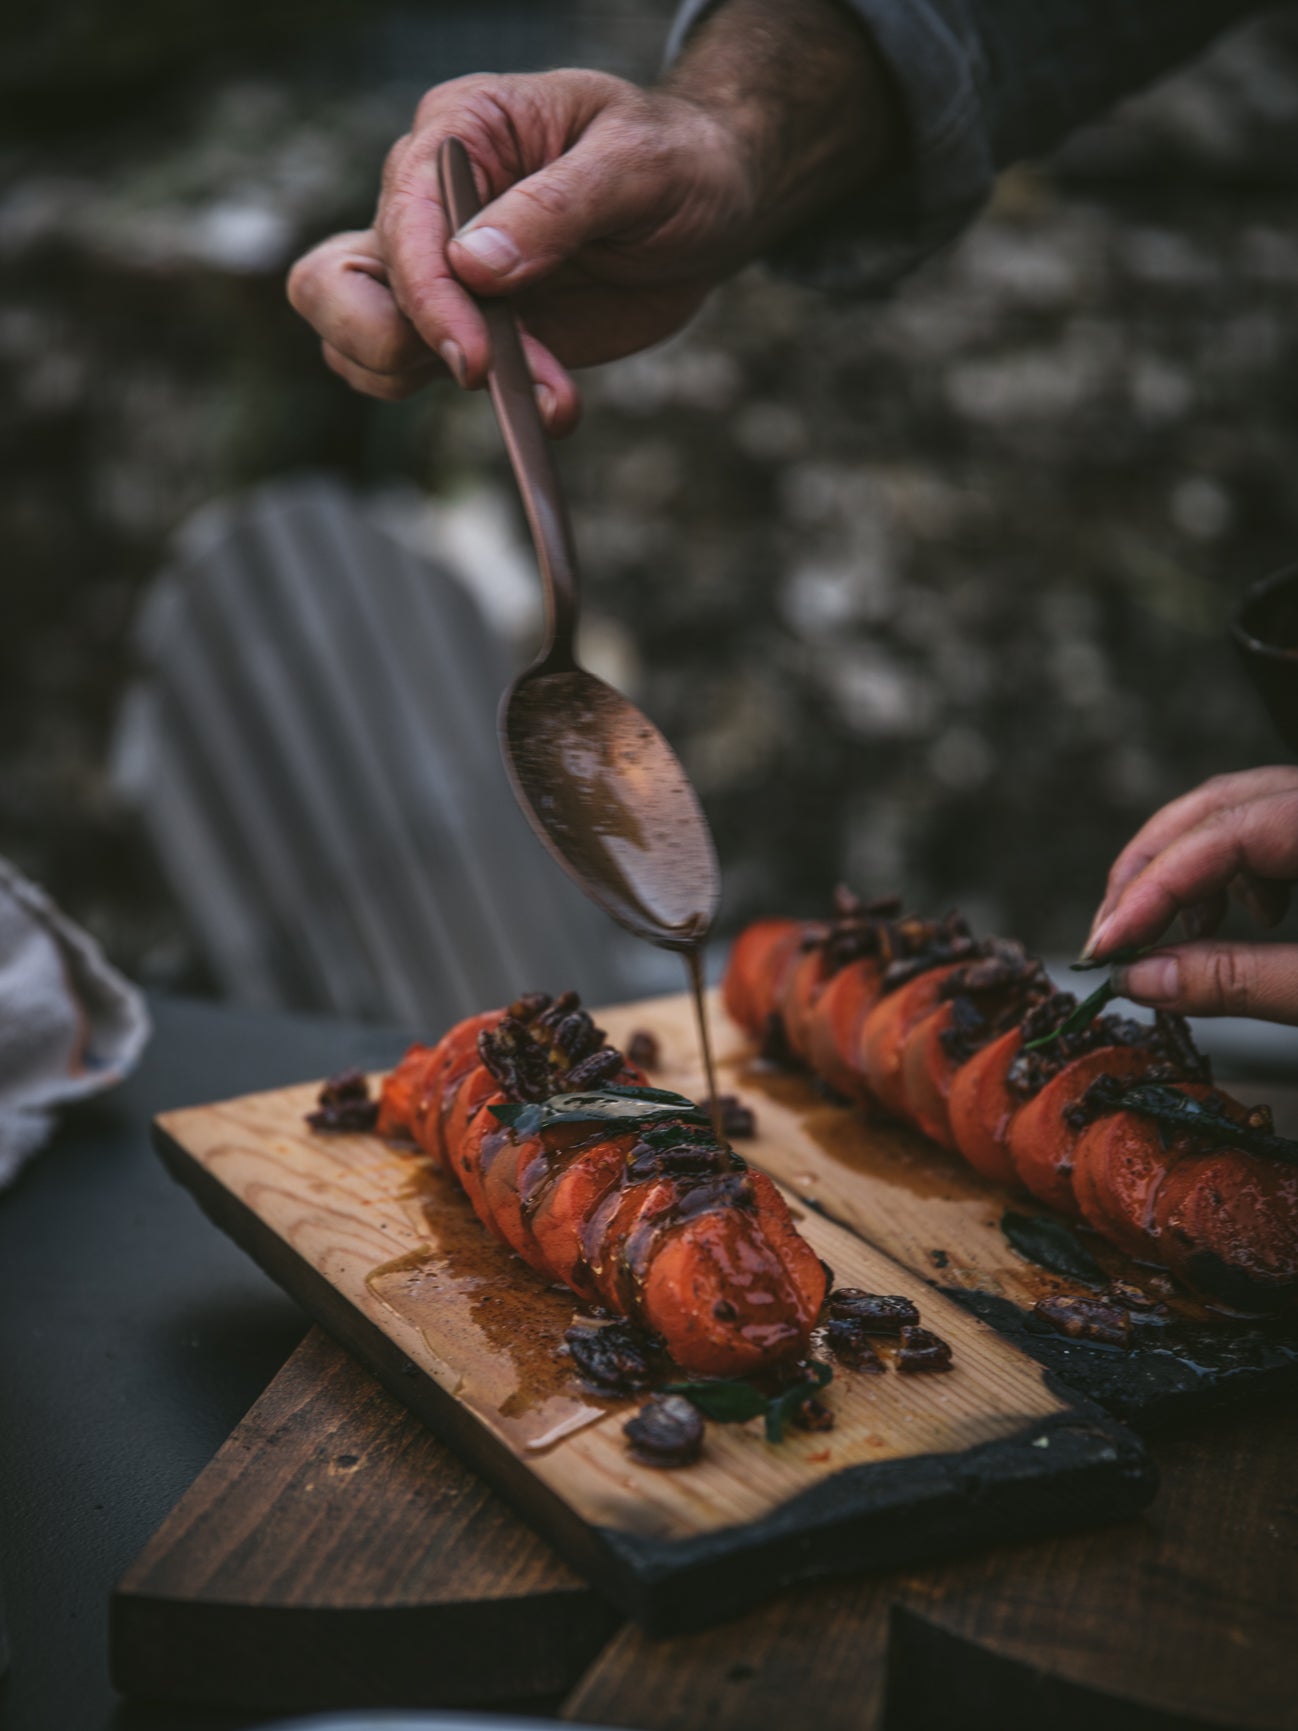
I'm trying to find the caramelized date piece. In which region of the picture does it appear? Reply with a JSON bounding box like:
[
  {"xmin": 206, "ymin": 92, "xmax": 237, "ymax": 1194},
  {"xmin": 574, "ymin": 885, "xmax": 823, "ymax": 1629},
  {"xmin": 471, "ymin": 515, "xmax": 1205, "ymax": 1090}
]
[
  {"xmin": 826, "ymin": 1290, "xmax": 919, "ymax": 1334},
  {"xmin": 564, "ymin": 1322, "xmax": 657, "ymax": 1394},
  {"xmin": 824, "ymin": 1319, "xmax": 885, "ymax": 1373},
  {"xmin": 307, "ymin": 1069, "xmax": 379, "ymax": 1133},
  {"xmin": 896, "ymin": 1325, "xmax": 954, "ymax": 1374},
  {"xmin": 626, "ymin": 1028, "xmax": 660, "ymax": 1069},
  {"xmin": 624, "ymin": 1394, "xmax": 705, "ymax": 1468},
  {"xmin": 704, "ymin": 1094, "xmax": 757, "ymax": 1139}
]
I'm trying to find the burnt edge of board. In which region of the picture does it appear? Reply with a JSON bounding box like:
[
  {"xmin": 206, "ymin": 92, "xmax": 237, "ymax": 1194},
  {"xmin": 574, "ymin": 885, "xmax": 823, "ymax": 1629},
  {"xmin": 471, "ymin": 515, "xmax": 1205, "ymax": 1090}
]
[
  {"xmin": 944, "ymin": 1288, "xmax": 1298, "ymax": 1430},
  {"xmin": 149, "ymin": 1116, "xmax": 1155, "ymax": 1632}
]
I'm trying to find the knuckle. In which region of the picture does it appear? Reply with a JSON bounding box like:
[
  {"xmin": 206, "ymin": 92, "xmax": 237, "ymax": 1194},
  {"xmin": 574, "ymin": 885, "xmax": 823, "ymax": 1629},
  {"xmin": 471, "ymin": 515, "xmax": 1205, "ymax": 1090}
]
[{"xmin": 1204, "ymin": 946, "xmax": 1252, "ymax": 1014}]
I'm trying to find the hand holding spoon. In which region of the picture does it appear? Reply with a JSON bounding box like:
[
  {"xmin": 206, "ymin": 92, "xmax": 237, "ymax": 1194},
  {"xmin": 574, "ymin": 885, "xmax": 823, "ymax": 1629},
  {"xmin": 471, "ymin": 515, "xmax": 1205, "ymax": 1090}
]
[{"xmin": 437, "ymin": 138, "xmax": 722, "ymax": 1105}]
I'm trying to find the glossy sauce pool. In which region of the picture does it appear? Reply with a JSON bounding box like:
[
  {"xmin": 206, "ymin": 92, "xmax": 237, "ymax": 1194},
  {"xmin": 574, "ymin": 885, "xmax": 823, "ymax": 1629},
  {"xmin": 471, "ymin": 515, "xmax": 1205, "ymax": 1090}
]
[{"xmin": 366, "ymin": 1155, "xmax": 623, "ymax": 1453}]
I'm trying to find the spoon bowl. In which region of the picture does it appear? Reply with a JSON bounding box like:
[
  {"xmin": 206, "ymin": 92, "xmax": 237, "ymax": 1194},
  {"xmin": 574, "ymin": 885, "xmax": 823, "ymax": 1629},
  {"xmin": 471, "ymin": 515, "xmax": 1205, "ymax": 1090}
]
[{"xmin": 502, "ymin": 664, "xmax": 719, "ymax": 947}]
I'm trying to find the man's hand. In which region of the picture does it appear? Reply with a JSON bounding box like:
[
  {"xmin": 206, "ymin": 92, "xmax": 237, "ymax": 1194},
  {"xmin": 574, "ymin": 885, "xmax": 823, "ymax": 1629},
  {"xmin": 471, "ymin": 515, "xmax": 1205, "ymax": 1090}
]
[
  {"xmin": 287, "ymin": 2, "xmax": 899, "ymax": 432},
  {"xmin": 1085, "ymin": 766, "xmax": 1298, "ymax": 1024}
]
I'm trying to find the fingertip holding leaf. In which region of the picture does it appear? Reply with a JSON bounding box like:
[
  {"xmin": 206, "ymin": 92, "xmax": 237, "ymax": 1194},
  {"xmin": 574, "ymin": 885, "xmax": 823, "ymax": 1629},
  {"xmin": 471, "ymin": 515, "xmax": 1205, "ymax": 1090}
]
[{"xmin": 1026, "ymin": 945, "xmax": 1154, "ymax": 1051}]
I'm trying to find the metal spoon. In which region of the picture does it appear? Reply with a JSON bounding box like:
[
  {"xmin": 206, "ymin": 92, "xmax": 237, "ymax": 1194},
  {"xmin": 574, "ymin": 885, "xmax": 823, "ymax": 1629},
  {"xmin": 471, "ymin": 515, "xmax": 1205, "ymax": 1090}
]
[{"xmin": 437, "ymin": 137, "xmax": 720, "ymax": 957}]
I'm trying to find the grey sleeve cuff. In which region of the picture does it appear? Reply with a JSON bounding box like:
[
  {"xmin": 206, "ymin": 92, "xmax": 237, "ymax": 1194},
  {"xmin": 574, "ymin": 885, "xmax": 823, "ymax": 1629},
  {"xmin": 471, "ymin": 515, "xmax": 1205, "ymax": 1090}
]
[{"xmin": 664, "ymin": 0, "xmax": 995, "ymax": 295}]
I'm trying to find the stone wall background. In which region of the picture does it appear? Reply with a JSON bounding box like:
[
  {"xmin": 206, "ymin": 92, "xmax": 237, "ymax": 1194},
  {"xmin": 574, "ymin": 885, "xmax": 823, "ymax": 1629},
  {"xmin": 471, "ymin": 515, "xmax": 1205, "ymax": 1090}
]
[{"xmin": 4, "ymin": 1, "xmax": 1297, "ymax": 1001}]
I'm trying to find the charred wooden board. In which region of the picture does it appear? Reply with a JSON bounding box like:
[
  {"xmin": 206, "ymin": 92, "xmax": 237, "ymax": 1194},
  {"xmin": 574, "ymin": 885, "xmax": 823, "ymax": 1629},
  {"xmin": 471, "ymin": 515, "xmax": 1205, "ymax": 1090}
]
[
  {"xmin": 152, "ymin": 1074, "xmax": 1152, "ymax": 1632},
  {"xmin": 563, "ymin": 1395, "xmax": 1298, "ymax": 1731},
  {"xmin": 594, "ymin": 993, "xmax": 1298, "ymax": 1429},
  {"xmin": 111, "ymin": 1326, "xmax": 618, "ymax": 1712}
]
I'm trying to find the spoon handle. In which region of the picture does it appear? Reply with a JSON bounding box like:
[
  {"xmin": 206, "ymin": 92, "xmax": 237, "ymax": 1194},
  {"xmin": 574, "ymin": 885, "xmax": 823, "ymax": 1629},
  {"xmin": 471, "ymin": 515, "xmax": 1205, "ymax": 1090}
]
[{"xmin": 438, "ymin": 136, "xmax": 580, "ymax": 666}]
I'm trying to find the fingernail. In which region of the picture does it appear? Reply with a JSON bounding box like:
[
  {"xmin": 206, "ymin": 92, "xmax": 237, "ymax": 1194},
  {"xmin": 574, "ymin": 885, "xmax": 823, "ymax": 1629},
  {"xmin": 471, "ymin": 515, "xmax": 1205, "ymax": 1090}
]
[
  {"xmin": 437, "ymin": 340, "xmax": 466, "ymax": 386},
  {"xmin": 1082, "ymin": 912, "xmax": 1114, "ymax": 961},
  {"xmin": 1118, "ymin": 954, "xmax": 1180, "ymax": 1004},
  {"xmin": 453, "ymin": 225, "xmax": 519, "ymax": 275},
  {"xmin": 535, "ymin": 383, "xmax": 556, "ymax": 422}
]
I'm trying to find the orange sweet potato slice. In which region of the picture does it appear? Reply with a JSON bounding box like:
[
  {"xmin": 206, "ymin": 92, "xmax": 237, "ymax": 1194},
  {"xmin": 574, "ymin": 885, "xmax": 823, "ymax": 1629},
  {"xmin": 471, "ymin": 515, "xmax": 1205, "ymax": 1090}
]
[
  {"xmin": 802, "ymin": 957, "xmax": 884, "ymax": 1101},
  {"xmin": 1007, "ymin": 1044, "xmax": 1157, "ymax": 1215},
  {"xmin": 722, "ymin": 919, "xmax": 805, "ymax": 1034},
  {"xmin": 857, "ymin": 963, "xmax": 963, "ymax": 1120},
  {"xmin": 945, "ymin": 1026, "xmax": 1022, "ymax": 1184},
  {"xmin": 897, "ymin": 1001, "xmax": 961, "ymax": 1149}
]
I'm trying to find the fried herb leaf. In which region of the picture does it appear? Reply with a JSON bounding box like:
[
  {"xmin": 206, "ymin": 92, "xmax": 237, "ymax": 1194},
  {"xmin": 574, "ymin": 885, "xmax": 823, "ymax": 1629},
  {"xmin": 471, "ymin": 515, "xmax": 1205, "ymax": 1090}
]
[
  {"xmin": 763, "ymin": 1359, "xmax": 834, "ymax": 1443},
  {"xmin": 1001, "ymin": 1210, "xmax": 1105, "ymax": 1285},
  {"xmin": 490, "ymin": 1084, "xmax": 710, "ymax": 1136},
  {"xmin": 1101, "ymin": 1083, "xmax": 1298, "ymax": 1166},
  {"xmin": 661, "ymin": 1378, "xmax": 767, "ymax": 1424},
  {"xmin": 1022, "ymin": 978, "xmax": 1116, "ymax": 1051},
  {"xmin": 664, "ymin": 1359, "xmax": 835, "ymax": 1444}
]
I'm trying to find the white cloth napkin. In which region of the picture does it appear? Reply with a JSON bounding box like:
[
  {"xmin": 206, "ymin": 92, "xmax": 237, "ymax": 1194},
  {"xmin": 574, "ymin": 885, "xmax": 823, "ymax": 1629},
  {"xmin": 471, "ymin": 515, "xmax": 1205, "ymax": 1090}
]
[{"xmin": 0, "ymin": 858, "xmax": 151, "ymax": 1188}]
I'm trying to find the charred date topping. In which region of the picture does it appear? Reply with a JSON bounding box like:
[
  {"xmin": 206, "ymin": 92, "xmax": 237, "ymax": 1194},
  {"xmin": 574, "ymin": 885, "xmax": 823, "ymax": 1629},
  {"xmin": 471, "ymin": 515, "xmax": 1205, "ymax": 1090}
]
[
  {"xmin": 478, "ymin": 1017, "xmax": 553, "ymax": 1101},
  {"xmin": 896, "ymin": 1325, "xmax": 954, "ymax": 1374},
  {"xmin": 705, "ymin": 1094, "xmax": 757, "ymax": 1139},
  {"xmin": 478, "ymin": 991, "xmax": 630, "ymax": 1101},
  {"xmin": 624, "ymin": 1130, "xmax": 741, "ymax": 1184},
  {"xmin": 823, "ymin": 1318, "xmax": 886, "ymax": 1373},
  {"xmin": 307, "ymin": 1070, "xmax": 379, "ymax": 1133},
  {"xmin": 563, "ymin": 1048, "xmax": 626, "ymax": 1090},
  {"xmin": 938, "ymin": 943, "xmax": 1052, "ymax": 1064},
  {"xmin": 1008, "ymin": 999, "xmax": 1207, "ymax": 1102},
  {"xmin": 626, "ymin": 1028, "xmax": 660, "ymax": 1069},
  {"xmin": 791, "ymin": 1396, "xmax": 836, "ymax": 1432},
  {"xmin": 564, "ymin": 1321, "xmax": 659, "ymax": 1394},
  {"xmin": 1032, "ymin": 1294, "xmax": 1131, "ymax": 1349},
  {"xmin": 624, "ymin": 1394, "xmax": 704, "ymax": 1468},
  {"xmin": 825, "ymin": 1290, "xmax": 919, "ymax": 1333}
]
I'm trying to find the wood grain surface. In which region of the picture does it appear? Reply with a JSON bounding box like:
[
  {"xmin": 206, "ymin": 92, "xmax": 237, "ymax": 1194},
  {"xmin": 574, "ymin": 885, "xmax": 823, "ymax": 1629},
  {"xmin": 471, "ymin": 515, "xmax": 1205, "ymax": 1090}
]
[
  {"xmin": 563, "ymin": 1393, "xmax": 1298, "ymax": 1731},
  {"xmin": 151, "ymin": 1003, "xmax": 1152, "ymax": 1628},
  {"xmin": 111, "ymin": 1325, "xmax": 618, "ymax": 1711}
]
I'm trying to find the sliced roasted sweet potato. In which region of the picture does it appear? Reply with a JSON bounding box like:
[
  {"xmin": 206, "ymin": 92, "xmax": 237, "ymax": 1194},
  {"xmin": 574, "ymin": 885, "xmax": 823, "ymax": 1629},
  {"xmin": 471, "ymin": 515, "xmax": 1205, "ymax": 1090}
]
[
  {"xmin": 779, "ymin": 946, "xmax": 831, "ymax": 1064},
  {"xmin": 945, "ymin": 1027, "xmax": 1022, "ymax": 1184},
  {"xmin": 897, "ymin": 1001, "xmax": 961, "ymax": 1149},
  {"xmin": 638, "ymin": 1169, "xmax": 826, "ymax": 1375},
  {"xmin": 858, "ymin": 963, "xmax": 964, "ymax": 1120},
  {"xmin": 722, "ymin": 918, "xmax": 805, "ymax": 1035},
  {"xmin": 1007, "ymin": 1044, "xmax": 1159, "ymax": 1215},
  {"xmin": 1153, "ymin": 1141, "xmax": 1298, "ymax": 1308},
  {"xmin": 803, "ymin": 957, "xmax": 885, "ymax": 1100}
]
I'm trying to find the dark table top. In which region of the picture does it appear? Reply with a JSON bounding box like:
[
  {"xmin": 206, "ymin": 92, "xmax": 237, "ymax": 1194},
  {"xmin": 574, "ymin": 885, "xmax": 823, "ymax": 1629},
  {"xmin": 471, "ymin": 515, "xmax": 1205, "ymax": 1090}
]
[{"xmin": 0, "ymin": 995, "xmax": 410, "ymax": 1731}]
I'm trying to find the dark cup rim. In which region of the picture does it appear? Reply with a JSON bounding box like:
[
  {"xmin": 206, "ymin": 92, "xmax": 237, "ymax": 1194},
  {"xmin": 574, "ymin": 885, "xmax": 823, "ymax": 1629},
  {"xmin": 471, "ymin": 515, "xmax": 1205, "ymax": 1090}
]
[{"xmin": 1231, "ymin": 562, "xmax": 1298, "ymax": 663}]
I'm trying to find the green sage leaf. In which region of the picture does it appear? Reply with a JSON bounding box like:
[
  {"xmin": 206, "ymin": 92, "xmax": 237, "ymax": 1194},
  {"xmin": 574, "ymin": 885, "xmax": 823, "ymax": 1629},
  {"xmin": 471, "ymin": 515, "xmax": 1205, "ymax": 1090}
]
[
  {"xmin": 661, "ymin": 1378, "xmax": 767, "ymax": 1423},
  {"xmin": 490, "ymin": 1084, "xmax": 709, "ymax": 1136},
  {"xmin": 1023, "ymin": 978, "xmax": 1115, "ymax": 1050}
]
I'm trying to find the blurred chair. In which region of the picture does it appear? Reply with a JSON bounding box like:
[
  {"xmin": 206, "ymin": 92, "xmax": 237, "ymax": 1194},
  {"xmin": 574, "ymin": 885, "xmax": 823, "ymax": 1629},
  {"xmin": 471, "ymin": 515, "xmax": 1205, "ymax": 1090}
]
[{"xmin": 112, "ymin": 475, "xmax": 650, "ymax": 1027}]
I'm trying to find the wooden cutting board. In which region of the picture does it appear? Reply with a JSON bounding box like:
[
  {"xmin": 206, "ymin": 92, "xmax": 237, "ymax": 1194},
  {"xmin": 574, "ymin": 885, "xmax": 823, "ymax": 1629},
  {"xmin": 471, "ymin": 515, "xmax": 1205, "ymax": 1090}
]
[{"xmin": 151, "ymin": 989, "xmax": 1154, "ymax": 1632}]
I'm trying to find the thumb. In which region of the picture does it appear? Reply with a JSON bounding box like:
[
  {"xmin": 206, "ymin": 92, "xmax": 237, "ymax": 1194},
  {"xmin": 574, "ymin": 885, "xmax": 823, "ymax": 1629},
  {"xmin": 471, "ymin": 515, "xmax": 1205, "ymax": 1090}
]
[
  {"xmin": 1116, "ymin": 942, "xmax": 1298, "ymax": 1024},
  {"xmin": 447, "ymin": 139, "xmax": 652, "ymax": 293}
]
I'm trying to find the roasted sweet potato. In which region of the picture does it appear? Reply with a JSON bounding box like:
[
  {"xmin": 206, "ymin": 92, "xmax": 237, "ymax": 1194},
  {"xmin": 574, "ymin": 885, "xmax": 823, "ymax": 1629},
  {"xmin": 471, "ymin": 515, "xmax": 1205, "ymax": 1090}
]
[
  {"xmin": 943, "ymin": 1027, "xmax": 1022, "ymax": 1183},
  {"xmin": 1007, "ymin": 1044, "xmax": 1159, "ymax": 1215},
  {"xmin": 722, "ymin": 918, "xmax": 805, "ymax": 1035},
  {"xmin": 779, "ymin": 946, "xmax": 831, "ymax": 1065},
  {"xmin": 857, "ymin": 963, "xmax": 965, "ymax": 1120},
  {"xmin": 897, "ymin": 1001, "xmax": 962, "ymax": 1149},
  {"xmin": 802, "ymin": 958, "xmax": 885, "ymax": 1101},
  {"xmin": 377, "ymin": 997, "xmax": 827, "ymax": 1376}
]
